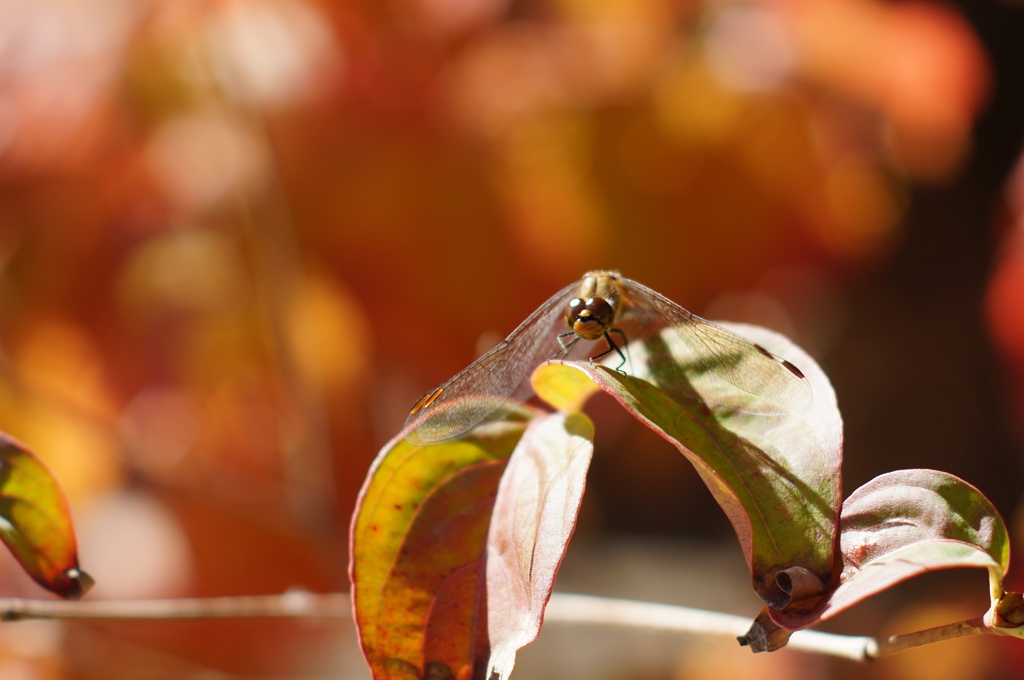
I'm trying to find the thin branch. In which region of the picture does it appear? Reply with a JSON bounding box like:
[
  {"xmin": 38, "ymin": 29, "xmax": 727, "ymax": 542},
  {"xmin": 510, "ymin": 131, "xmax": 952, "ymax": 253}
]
[
  {"xmin": 0, "ymin": 592, "xmax": 351, "ymax": 621},
  {"xmin": 0, "ymin": 591, "xmax": 995, "ymax": 662},
  {"xmin": 542, "ymin": 593, "xmax": 879, "ymax": 662},
  {"xmin": 872, "ymin": 617, "xmax": 987, "ymax": 659}
]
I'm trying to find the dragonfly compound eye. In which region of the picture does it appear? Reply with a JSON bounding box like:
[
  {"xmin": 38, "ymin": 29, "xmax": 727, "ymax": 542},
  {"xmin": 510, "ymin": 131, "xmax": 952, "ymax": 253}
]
[
  {"xmin": 570, "ymin": 297, "xmax": 615, "ymax": 341},
  {"xmin": 565, "ymin": 297, "xmax": 585, "ymax": 328}
]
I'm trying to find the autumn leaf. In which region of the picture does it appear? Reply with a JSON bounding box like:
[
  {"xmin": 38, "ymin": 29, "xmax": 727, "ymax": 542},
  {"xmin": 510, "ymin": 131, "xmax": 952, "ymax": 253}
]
[
  {"xmin": 533, "ymin": 322, "xmax": 843, "ymax": 626},
  {"xmin": 350, "ymin": 421, "xmax": 517, "ymax": 679},
  {"xmin": 0, "ymin": 433, "xmax": 93, "ymax": 599},
  {"xmin": 485, "ymin": 413, "xmax": 593, "ymax": 680},
  {"xmin": 818, "ymin": 469, "xmax": 1009, "ymax": 621},
  {"xmin": 350, "ymin": 411, "xmax": 593, "ymax": 680}
]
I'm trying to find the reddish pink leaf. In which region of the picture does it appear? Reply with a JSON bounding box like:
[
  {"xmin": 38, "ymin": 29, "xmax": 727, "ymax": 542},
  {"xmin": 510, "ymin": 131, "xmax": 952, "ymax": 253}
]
[
  {"xmin": 350, "ymin": 412, "xmax": 592, "ymax": 680},
  {"xmin": 485, "ymin": 413, "xmax": 594, "ymax": 679},
  {"xmin": 532, "ymin": 322, "xmax": 843, "ymax": 628},
  {"xmin": 819, "ymin": 469, "xmax": 1009, "ymax": 620}
]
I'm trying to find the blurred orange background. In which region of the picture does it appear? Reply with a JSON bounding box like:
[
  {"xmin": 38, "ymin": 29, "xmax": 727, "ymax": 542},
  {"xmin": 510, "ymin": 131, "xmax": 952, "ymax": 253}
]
[{"xmin": 1, "ymin": 0, "xmax": 1023, "ymax": 677}]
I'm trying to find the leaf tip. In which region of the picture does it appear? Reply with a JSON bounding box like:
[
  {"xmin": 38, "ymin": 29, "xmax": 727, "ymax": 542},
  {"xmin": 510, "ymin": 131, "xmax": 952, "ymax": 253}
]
[
  {"xmin": 737, "ymin": 609, "xmax": 793, "ymax": 653},
  {"xmin": 53, "ymin": 567, "xmax": 95, "ymax": 600}
]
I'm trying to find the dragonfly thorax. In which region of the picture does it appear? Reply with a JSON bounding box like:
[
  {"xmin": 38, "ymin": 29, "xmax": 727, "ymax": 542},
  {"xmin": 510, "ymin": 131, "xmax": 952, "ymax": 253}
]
[{"xmin": 565, "ymin": 296, "xmax": 616, "ymax": 341}]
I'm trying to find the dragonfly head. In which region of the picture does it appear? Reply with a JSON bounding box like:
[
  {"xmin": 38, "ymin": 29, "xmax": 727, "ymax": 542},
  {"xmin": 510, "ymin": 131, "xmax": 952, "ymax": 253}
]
[{"xmin": 566, "ymin": 296, "xmax": 615, "ymax": 341}]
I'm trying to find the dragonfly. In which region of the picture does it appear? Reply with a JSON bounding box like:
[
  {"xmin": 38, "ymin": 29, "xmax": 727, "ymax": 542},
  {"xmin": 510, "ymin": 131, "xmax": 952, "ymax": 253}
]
[{"xmin": 405, "ymin": 270, "xmax": 811, "ymax": 444}]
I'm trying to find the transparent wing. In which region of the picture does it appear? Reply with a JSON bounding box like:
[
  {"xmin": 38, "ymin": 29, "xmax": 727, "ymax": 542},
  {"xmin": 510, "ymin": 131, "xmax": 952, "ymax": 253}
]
[
  {"xmin": 405, "ymin": 281, "xmax": 579, "ymax": 444},
  {"xmin": 619, "ymin": 276, "xmax": 812, "ymax": 415}
]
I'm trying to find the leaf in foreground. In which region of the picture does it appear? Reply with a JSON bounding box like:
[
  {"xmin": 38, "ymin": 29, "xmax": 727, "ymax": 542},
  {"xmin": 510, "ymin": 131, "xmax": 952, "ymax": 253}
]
[
  {"xmin": 486, "ymin": 413, "xmax": 593, "ymax": 680},
  {"xmin": 350, "ymin": 412, "xmax": 592, "ymax": 680},
  {"xmin": 0, "ymin": 433, "xmax": 93, "ymax": 598},
  {"xmin": 533, "ymin": 322, "xmax": 843, "ymax": 626},
  {"xmin": 818, "ymin": 468, "xmax": 1009, "ymax": 621}
]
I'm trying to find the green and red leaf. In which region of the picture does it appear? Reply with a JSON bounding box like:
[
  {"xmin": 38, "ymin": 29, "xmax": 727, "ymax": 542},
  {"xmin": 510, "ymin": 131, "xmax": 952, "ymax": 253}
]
[
  {"xmin": 350, "ymin": 412, "xmax": 593, "ymax": 680},
  {"xmin": 533, "ymin": 322, "xmax": 844, "ymax": 626},
  {"xmin": 0, "ymin": 433, "xmax": 92, "ymax": 598},
  {"xmin": 819, "ymin": 469, "xmax": 1009, "ymax": 621},
  {"xmin": 350, "ymin": 421, "xmax": 517, "ymax": 679}
]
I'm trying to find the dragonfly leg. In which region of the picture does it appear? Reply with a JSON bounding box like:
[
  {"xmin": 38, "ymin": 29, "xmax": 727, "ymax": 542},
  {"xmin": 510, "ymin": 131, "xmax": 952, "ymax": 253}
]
[
  {"xmin": 554, "ymin": 331, "xmax": 581, "ymax": 360},
  {"xmin": 589, "ymin": 328, "xmax": 628, "ymax": 372}
]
